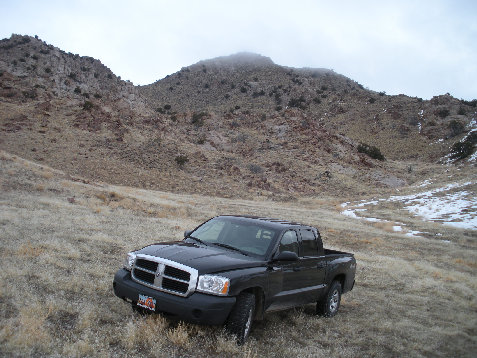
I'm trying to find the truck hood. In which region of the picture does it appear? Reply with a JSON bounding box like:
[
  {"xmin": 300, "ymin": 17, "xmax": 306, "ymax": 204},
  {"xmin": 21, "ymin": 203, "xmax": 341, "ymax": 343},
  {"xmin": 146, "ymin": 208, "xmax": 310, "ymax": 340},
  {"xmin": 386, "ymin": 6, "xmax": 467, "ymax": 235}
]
[{"xmin": 135, "ymin": 241, "xmax": 266, "ymax": 274}]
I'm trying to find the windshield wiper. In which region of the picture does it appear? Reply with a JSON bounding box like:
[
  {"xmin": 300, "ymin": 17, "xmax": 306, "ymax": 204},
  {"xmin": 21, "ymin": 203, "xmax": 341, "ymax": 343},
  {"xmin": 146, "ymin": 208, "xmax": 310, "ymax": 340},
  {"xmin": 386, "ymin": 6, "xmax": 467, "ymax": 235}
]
[
  {"xmin": 187, "ymin": 236, "xmax": 208, "ymax": 246},
  {"xmin": 213, "ymin": 243, "xmax": 250, "ymax": 256}
]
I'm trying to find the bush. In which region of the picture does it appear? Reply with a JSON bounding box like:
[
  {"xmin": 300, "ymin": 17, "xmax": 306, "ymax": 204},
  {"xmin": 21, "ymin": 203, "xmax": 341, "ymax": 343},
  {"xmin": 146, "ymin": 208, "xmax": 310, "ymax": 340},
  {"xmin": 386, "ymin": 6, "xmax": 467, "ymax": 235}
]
[
  {"xmin": 107, "ymin": 74, "xmax": 113, "ymax": 79},
  {"xmin": 437, "ymin": 108, "xmax": 450, "ymax": 118},
  {"xmin": 191, "ymin": 112, "xmax": 207, "ymax": 126},
  {"xmin": 82, "ymin": 101, "xmax": 94, "ymax": 111},
  {"xmin": 94, "ymin": 93, "xmax": 102, "ymax": 99},
  {"xmin": 45, "ymin": 67, "xmax": 51, "ymax": 74},
  {"xmin": 460, "ymin": 99, "xmax": 477, "ymax": 107},
  {"xmin": 288, "ymin": 96, "xmax": 307, "ymax": 110},
  {"xmin": 240, "ymin": 86, "xmax": 247, "ymax": 93},
  {"xmin": 368, "ymin": 97, "xmax": 376, "ymax": 103},
  {"xmin": 450, "ymin": 141, "xmax": 474, "ymax": 160},
  {"xmin": 175, "ymin": 155, "xmax": 189, "ymax": 167},
  {"xmin": 74, "ymin": 87, "xmax": 82, "ymax": 94},
  {"xmin": 357, "ymin": 143, "xmax": 385, "ymax": 161},
  {"xmin": 248, "ymin": 164, "xmax": 264, "ymax": 174},
  {"xmin": 448, "ymin": 120, "xmax": 465, "ymax": 137},
  {"xmin": 68, "ymin": 73, "xmax": 77, "ymax": 81},
  {"xmin": 164, "ymin": 104, "xmax": 171, "ymax": 110},
  {"xmin": 457, "ymin": 107, "xmax": 466, "ymax": 115}
]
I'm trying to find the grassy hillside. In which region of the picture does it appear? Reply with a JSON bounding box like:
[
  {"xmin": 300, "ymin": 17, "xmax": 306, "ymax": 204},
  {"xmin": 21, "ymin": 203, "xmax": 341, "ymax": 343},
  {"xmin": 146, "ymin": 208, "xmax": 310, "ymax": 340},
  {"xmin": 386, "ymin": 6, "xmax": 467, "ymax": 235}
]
[{"xmin": 1, "ymin": 150, "xmax": 475, "ymax": 357}]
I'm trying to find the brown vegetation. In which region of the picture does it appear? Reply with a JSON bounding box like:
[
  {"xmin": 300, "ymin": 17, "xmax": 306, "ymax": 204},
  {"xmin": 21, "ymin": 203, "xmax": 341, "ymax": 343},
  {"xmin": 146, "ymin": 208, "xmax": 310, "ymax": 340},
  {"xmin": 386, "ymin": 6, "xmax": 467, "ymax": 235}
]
[{"xmin": 0, "ymin": 151, "xmax": 475, "ymax": 357}]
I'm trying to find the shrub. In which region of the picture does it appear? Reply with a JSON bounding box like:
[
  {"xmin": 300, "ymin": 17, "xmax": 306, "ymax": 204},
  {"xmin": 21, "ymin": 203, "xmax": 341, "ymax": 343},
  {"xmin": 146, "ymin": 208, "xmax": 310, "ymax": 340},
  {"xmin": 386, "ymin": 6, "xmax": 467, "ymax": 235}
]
[
  {"xmin": 240, "ymin": 86, "xmax": 247, "ymax": 93},
  {"xmin": 378, "ymin": 91, "xmax": 386, "ymax": 96},
  {"xmin": 22, "ymin": 90, "xmax": 37, "ymax": 99},
  {"xmin": 288, "ymin": 96, "xmax": 307, "ymax": 110},
  {"xmin": 74, "ymin": 87, "xmax": 82, "ymax": 94},
  {"xmin": 175, "ymin": 155, "xmax": 189, "ymax": 167},
  {"xmin": 313, "ymin": 97, "xmax": 321, "ymax": 104},
  {"xmin": 32, "ymin": 55, "xmax": 38, "ymax": 60},
  {"xmin": 45, "ymin": 67, "xmax": 51, "ymax": 73},
  {"xmin": 94, "ymin": 72, "xmax": 99, "ymax": 78},
  {"xmin": 68, "ymin": 73, "xmax": 77, "ymax": 80},
  {"xmin": 460, "ymin": 99, "xmax": 477, "ymax": 107},
  {"xmin": 448, "ymin": 120, "xmax": 465, "ymax": 137},
  {"xmin": 369, "ymin": 98, "xmax": 376, "ymax": 103},
  {"xmin": 437, "ymin": 108, "xmax": 450, "ymax": 118},
  {"xmin": 164, "ymin": 104, "xmax": 171, "ymax": 110},
  {"xmin": 275, "ymin": 106, "xmax": 282, "ymax": 111},
  {"xmin": 358, "ymin": 143, "xmax": 385, "ymax": 161},
  {"xmin": 450, "ymin": 141, "xmax": 474, "ymax": 160},
  {"xmin": 191, "ymin": 112, "xmax": 207, "ymax": 126},
  {"xmin": 94, "ymin": 93, "xmax": 102, "ymax": 99},
  {"xmin": 107, "ymin": 74, "xmax": 113, "ymax": 79},
  {"xmin": 155, "ymin": 108, "xmax": 165, "ymax": 114},
  {"xmin": 457, "ymin": 107, "xmax": 466, "ymax": 115},
  {"xmin": 248, "ymin": 164, "xmax": 264, "ymax": 174},
  {"xmin": 82, "ymin": 101, "xmax": 94, "ymax": 111}
]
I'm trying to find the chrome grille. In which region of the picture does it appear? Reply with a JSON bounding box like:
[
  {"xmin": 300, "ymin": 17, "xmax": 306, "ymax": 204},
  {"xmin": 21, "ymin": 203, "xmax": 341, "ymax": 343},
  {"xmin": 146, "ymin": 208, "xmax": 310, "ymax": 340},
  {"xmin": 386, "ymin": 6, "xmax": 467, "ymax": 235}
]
[{"xmin": 131, "ymin": 254, "xmax": 198, "ymax": 297}]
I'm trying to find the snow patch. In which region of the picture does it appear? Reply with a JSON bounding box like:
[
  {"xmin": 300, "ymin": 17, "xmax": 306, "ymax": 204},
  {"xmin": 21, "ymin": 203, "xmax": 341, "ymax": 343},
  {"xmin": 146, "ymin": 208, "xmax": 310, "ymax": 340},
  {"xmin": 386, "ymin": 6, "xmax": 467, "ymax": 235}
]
[{"xmin": 340, "ymin": 181, "xmax": 476, "ymax": 230}]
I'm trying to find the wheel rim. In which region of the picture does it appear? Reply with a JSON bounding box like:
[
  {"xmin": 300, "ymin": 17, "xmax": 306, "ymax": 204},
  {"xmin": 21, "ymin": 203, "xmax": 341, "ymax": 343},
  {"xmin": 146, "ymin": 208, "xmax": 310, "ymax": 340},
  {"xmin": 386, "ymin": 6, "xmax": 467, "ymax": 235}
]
[
  {"xmin": 244, "ymin": 307, "xmax": 253, "ymax": 337},
  {"xmin": 329, "ymin": 289, "xmax": 339, "ymax": 313}
]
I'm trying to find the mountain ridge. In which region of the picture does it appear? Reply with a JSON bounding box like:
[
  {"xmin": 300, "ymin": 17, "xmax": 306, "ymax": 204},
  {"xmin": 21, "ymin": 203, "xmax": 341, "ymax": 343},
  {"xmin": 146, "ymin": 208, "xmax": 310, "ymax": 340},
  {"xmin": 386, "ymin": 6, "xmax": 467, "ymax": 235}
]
[{"xmin": 0, "ymin": 34, "xmax": 475, "ymax": 199}]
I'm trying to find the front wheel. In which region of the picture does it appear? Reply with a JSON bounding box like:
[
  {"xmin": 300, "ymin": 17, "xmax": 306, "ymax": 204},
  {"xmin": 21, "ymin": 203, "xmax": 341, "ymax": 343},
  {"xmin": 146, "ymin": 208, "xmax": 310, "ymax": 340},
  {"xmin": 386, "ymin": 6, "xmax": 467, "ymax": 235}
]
[
  {"xmin": 316, "ymin": 281, "xmax": 342, "ymax": 317},
  {"xmin": 225, "ymin": 292, "xmax": 255, "ymax": 344}
]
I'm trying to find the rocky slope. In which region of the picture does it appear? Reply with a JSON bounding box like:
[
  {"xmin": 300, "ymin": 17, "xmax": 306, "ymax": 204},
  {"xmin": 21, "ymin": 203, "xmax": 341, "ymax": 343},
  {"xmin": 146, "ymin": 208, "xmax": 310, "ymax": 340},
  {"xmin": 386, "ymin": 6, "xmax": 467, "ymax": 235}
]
[{"xmin": 1, "ymin": 34, "xmax": 475, "ymax": 199}]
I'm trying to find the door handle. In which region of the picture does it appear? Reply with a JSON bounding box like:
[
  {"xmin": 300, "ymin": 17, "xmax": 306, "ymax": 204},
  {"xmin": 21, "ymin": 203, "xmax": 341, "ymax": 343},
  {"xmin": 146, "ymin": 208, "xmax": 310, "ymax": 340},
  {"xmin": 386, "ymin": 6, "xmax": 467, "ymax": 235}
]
[{"xmin": 316, "ymin": 262, "xmax": 327, "ymax": 268}]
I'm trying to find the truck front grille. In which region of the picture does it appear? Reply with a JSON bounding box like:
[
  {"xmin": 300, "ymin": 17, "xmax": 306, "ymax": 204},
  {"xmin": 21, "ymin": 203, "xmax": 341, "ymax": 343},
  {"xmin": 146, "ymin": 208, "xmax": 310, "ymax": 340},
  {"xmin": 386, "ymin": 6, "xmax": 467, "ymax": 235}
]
[{"xmin": 131, "ymin": 254, "xmax": 198, "ymax": 297}]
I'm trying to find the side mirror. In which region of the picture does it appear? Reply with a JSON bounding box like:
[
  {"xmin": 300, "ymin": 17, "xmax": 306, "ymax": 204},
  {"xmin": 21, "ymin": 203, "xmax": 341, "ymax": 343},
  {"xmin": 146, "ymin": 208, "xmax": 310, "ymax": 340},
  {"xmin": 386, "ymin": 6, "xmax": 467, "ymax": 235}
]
[
  {"xmin": 273, "ymin": 251, "xmax": 299, "ymax": 261},
  {"xmin": 184, "ymin": 230, "xmax": 193, "ymax": 238}
]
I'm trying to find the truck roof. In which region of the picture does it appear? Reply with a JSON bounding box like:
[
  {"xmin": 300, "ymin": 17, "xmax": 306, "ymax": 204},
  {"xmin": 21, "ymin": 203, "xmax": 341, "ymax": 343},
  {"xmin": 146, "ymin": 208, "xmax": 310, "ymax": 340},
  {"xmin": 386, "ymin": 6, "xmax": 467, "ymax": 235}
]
[{"xmin": 217, "ymin": 215, "xmax": 315, "ymax": 230}]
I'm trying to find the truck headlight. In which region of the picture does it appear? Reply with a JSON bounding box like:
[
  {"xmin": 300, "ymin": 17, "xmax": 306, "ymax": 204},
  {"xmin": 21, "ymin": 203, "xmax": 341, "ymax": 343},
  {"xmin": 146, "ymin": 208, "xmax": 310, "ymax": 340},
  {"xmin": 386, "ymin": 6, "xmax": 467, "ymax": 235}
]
[
  {"xmin": 197, "ymin": 275, "xmax": 230, "ymax": 296},
  {"xmin": 124, "ymin": 252, "xmax": 136, "ymax": 271}
]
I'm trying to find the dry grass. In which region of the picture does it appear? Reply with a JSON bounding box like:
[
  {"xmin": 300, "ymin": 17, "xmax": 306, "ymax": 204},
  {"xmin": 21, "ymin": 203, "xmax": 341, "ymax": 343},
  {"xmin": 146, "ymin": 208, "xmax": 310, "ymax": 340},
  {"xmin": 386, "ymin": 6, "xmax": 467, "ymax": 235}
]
[{"xmin": 0, "ymin": 150, "xmax": 476, "ymax": 357}]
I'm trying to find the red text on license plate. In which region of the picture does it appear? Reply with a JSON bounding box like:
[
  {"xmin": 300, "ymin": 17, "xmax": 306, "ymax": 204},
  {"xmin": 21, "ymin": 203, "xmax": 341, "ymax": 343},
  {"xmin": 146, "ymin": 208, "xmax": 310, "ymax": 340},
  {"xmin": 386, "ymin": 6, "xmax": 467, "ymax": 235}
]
[{"xmin": 137, "ymin": 294, "xmax": 156, "ymax": 311}]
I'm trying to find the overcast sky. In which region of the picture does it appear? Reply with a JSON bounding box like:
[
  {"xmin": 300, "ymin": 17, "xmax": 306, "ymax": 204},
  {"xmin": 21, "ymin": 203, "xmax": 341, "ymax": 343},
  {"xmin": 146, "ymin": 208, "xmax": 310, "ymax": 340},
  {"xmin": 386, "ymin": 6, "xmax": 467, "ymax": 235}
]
[{"xmin": 1, "ymin": 0, "xmax": 476, "ymax": 100}]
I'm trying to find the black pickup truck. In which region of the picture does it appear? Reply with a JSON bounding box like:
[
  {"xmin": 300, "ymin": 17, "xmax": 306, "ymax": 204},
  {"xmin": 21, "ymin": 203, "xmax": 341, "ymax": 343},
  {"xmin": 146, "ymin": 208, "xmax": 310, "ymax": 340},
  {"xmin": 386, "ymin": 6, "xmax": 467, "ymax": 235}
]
[{"xmin": 113, "ymin": 215, "xmax": 356, "ymax": 343}]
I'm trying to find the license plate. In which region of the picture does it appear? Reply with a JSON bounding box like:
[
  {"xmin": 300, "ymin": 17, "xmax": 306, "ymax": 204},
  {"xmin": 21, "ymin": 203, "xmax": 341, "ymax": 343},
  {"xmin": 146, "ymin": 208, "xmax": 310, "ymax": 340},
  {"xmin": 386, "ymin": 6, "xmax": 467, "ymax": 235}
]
[{"xmin": 137, "ymin": 294, "xmax": 156, "ymax": 311}]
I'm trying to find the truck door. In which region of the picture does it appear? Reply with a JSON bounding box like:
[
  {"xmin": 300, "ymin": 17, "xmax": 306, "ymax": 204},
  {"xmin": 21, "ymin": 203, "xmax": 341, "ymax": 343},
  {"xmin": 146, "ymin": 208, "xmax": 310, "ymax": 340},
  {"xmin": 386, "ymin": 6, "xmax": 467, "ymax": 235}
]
[
  {"xmin": 267, "ymin": 229, "xmax": 310, "ymax": 310},
  {"xmin": 298, "ymin": 228, "xmax": 327, "ymax": 303}
]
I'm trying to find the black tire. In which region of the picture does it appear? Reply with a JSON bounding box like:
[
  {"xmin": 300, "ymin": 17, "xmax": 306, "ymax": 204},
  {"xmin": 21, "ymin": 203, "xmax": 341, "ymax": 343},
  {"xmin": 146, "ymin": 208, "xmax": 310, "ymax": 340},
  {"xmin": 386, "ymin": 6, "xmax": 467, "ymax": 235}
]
[
  {"xmin": 225, "ymin": 292, "xmax": 255, "ymax": 344},
  {"xmin": 317, "ymin": 281, "xmax": 342, "ymax": 317}
]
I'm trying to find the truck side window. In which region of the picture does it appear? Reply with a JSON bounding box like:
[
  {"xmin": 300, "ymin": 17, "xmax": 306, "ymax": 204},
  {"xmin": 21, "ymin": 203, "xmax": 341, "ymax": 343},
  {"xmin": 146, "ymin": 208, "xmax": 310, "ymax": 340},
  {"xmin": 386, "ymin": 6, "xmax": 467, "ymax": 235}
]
[
  {"xmin": 300, "ymin": 229, "xmax": 318, "ymax": 256},
  {"xmin": 279, "ymin": 230, "xmax": 299, "ymax": 255}
]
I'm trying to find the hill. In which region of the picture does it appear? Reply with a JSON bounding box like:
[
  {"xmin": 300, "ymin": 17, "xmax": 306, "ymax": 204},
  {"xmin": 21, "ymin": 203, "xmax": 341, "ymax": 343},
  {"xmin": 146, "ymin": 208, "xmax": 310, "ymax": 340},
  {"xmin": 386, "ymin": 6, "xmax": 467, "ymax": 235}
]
[{"xmin": 1, "ymin": 34, "xmax": 476, "ymax": 200}]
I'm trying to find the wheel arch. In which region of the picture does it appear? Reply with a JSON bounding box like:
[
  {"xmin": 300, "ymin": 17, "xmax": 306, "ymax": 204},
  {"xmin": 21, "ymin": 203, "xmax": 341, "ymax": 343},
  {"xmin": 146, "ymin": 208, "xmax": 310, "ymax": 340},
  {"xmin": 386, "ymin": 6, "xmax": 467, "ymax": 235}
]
[{"xmin": 241, "ymin": 286, "xmax": 265, "ymax": 321}]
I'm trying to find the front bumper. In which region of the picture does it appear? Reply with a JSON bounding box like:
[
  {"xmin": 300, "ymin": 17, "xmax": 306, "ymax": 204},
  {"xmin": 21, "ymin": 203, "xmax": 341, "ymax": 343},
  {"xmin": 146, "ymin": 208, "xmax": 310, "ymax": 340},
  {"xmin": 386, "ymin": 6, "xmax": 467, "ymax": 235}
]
[{"xmin": 113, "ymin": 269, "xmax": 236, "ymax": 325}]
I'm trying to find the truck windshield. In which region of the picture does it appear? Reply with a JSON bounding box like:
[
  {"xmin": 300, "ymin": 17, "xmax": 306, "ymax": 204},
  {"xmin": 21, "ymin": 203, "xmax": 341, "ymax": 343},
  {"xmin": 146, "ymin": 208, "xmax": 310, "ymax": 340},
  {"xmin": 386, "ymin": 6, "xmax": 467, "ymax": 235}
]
[{"xmin": 189, "ymin": 217, "xmax": 278, "ymax": 257}]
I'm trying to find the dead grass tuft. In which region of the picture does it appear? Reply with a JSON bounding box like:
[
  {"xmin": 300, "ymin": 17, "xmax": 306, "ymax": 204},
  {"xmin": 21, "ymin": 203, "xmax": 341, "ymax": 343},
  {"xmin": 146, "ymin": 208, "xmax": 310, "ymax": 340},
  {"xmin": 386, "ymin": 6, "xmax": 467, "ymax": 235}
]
[
  {"xmin": 17, "ymin": 242, "xmax": 45, "ymax": 257},
  {"xmin": 166, "ymin": 322, "xmax": 191, "ymax": 347}
]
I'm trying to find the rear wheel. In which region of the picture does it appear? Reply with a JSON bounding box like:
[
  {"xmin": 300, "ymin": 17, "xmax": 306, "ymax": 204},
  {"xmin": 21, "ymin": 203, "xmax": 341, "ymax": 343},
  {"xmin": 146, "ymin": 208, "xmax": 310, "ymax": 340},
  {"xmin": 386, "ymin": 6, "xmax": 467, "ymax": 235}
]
[
  {"xmin": 317, "ymin": 281, "xmax": 342, "ymax": 317},
  {"xmin": 225, "ymin": 292, "xmax": 255, "ymax": 344}
]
